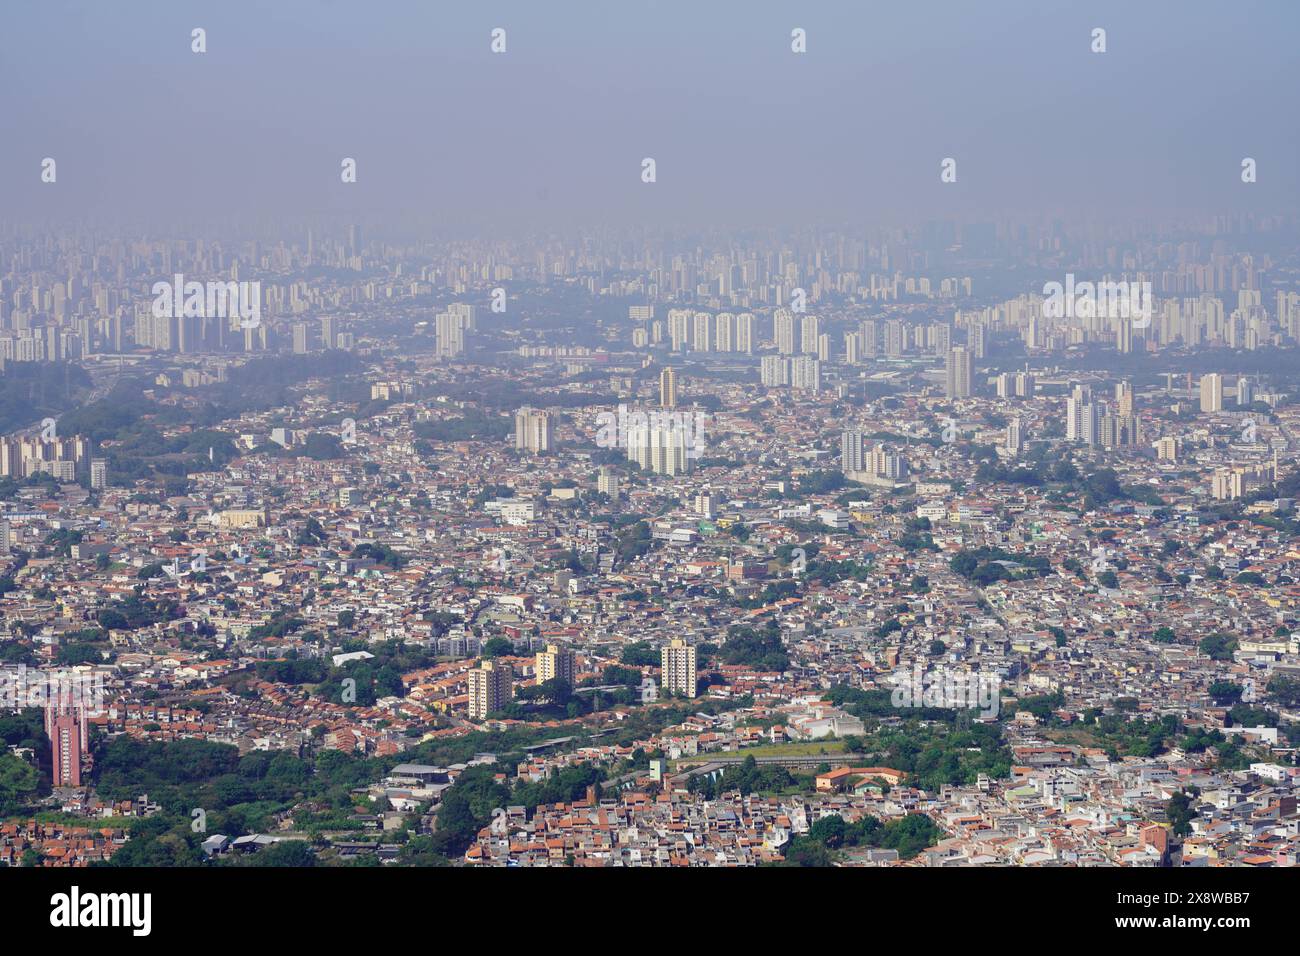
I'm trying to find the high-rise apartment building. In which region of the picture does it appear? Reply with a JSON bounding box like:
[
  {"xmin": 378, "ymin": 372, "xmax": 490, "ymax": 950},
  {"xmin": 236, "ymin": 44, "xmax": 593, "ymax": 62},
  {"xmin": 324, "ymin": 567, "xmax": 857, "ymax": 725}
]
[
  {"xmin": 945, "ymin": 346, "xmax": 972, "ymax": 399},
  {"xmin": 597, "ymin": 466, "xmax": 621, "ymax": 501},
  {"xmin": 1200, "ymin": 373, "xmax": 1224, "ymax": 413},
  {"xmin": 791, "ymin": 356, "xmax": 821, "ymax": 393},
  {"xmin": 761, "ymin": 355, "xmax": 789, "ymax": 387},
  {"xmin": 1007, "ymin": 418, "xmax": 1023, "ymax": 456},
  {"xmin": 535, "ymin": 644, "xmax": 576, "ymax": 686},
  {"xmin": 661, "ymin": 638, "xmax": 697, "ymax": 698},
  {"xmin": 513, "ymin": 406, "xmax": 553, "ymax": 453},
  {"xmin": 714, "ymin": 312, "xmax": 733, "ymax": 352},
  {"xmin": 668, "ymin": 309, "xmax": 690, "ymax": 352},
  {"xmin": 693, "ymin": 312, "xmax": 712, "ymax": 352},
  {"xmin": 468, "ymin": 659, "xmax": 513, "ymax": 720},
  {"xmin": 735, "ymin": 313, "xmax": 755, "ymax": 354},
  {"xmin": 627, "ymin": 423, "xmax": 691, "ymax": 476},
  {"xmin": 660, "ymin": 367, "xmax": 678, "ymax": 408},
  {"xmin": 435, "ymin": 309, "xmax": 468, "ymax": 358},
  {"xmin": 1116, "ymin": 381, "xmax": 1135, "ymax": 418},
  {"xmin": 843, "ymin": 331, "xmax": 860, "ymax": 365},
  {"xmin": 800, "ymin": 315, "xmax": 820, "ymax": 355},
  {"xmin": 774, "ymin": 309, "xmax": 797, "ymax": 355},
  {"xmin": 1066, "ymin": 385, "xmax": 1088, "ymax": 442},
  {"xmin": 841, "ymin": 429, "xmax": 865, "ymax": 474},
  {"xmin": 47, "ymin": 700, "xmax": 88, "ymax": 788}
]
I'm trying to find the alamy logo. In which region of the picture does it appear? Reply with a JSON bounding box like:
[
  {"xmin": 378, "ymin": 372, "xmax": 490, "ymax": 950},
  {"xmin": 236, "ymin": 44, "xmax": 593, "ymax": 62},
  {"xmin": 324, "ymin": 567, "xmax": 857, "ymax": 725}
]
[
  {"xmin": 1042, "ymin": 273, "xmax": 1152, "ymax": 328},
  {"xmin": 594, "ymin": 404, "xmax": 708, "ymax": 461},
  {"xmin": 152, "ymin": 273, "xmax": 261, "ymax": 329},
  {"xmin": 1, "ymin": 666, "xmax": 105, "ymax": 714},
  {"xmin": 50, "ymin": 886, "xmax": 151, "ymax": 937},
  {"xmin": 790, "ymin": 546, "xmax": 807, "ymax": 577},
  {"xmin": 889, "ymin": 664, "xmax": 1000, "ymax": 718}
]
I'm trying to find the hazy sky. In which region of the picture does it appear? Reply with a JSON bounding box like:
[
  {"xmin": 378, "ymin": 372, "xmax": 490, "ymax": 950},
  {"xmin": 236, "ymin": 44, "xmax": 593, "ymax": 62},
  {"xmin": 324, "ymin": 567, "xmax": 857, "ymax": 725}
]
[{"xmin": 2, "ymin": 0, "xmax": 1297, "ymax": 232}]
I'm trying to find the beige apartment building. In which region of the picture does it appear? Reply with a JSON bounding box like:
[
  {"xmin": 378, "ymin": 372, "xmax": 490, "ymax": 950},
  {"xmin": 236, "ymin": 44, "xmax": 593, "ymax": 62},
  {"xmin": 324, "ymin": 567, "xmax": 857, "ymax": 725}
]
[
  {"xmin": 468, "ymin": 658, "xmax": 514, "ymax": 720},
  {"xmin": 661, "ymin": 638, "xmax": 697, "ymax": 698},
  {"xmin": 535, "ymin": 643, "xmax": 575, "ymax": 686}
]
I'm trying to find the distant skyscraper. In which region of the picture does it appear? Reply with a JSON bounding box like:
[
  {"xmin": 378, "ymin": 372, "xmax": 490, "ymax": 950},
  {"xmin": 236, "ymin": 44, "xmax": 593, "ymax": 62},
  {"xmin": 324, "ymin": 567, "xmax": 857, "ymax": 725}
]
[
  {"xmin": 714, "ymin": 312, "xmax": 733, "ymax": 352},
  {"xmin": 735, "ymin": 313, "xmax": 755, "ymax": 354},
  {"xmin": 860, "ymin": 320, "xmax": 878, "ymax": 357},
  {"xmin": 1115, "ymin": 381, "xmax": 1134, "ymax": 417},
  {"xmin": 513, "ymin": 407, "xmax": 552, "ymax": 453},
  {"xmin": 843, "ymin": 332, "xmax": 860, "ymax": 365},
  {"xmin": 1066, "ymin": 385, "xmax": 1090, "ymax": 442},
  {"xmin": 660, "ymin": 367, "xmax": 678, "ymax": 408},
  {"xmin": 668, "ymin": 309, "xmax": 690, "ymax": 352},
  {"xmin": 800, "ymin": 315, "xmax": 820, "ymax": 355},
  {"xmin": 841, "ymin": 429, "xmax": 865, "ymax": 474},
  {"xmin": 446, "ymin": 302, "xmax": 476, "ymax": 331},
  {"xmin": 1117, "ymin": 316, "xmax": 1133, "ymax": 353},
  {"xmin": 1237, "ymin": 377, "xmax": 1255, "ymax": 407},
  {"xmin": 436, "ymin": 305, "xmax": 474, "ymax": 358},
  {"xmin": 931, "ymin": 323, "xmax": 951, "ymax": 357},
  {"xmin": 627, "ymin": 422, "xmax": 691, "ymax": 476},
  {"xmin": 791, "ymin": 355, "xmax": 821, "ymax": 393},
  {"xmin": 1081, "ymin": 401, "xmax": 1101, "ymax": 446},
  {"xmin": 775, "ymin": 309, "xmax": 797, "ymax": 355},
  {"xmin": 945, "ymin": 346, "xmax": 972, "ymax": 399},
  {"xmin": 761, "ymin": 355, "xmax": 789, "ymax": 387},
  {"xmin": 1200, "ymin": 373, "xmax": 1224, "ymax": 412},
  {"xmin": 693, "ymin": 312, "xmax": 712, "ymax": 352},
  {"xmin": 884, "ymin": 319, "xmax": 906, "ymax": 357}
]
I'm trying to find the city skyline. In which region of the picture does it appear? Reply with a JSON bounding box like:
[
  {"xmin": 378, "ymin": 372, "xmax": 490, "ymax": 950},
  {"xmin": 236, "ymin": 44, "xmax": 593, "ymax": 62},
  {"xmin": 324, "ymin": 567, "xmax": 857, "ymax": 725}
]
[{"xmin": 2, "ymin": 2, "xmax": 1298, "ymax": 931}]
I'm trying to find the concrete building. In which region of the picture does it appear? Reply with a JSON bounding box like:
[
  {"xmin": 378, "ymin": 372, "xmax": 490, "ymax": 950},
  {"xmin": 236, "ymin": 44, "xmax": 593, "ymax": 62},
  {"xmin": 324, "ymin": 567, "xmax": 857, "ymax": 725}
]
[
  {"xmin": 468, "ymin": 659, "xmax": 514, "ymax": 720},
  {"xmin": 535, "ymin": 644, "xmax": 576, "ymax": 687},
  {"xmin": 514, "ymin": 406, "xmax": 553, "ymax": 453},
  {"xmin": 661, "ymin": 638, "xmax": 697, "ymax": 698}
]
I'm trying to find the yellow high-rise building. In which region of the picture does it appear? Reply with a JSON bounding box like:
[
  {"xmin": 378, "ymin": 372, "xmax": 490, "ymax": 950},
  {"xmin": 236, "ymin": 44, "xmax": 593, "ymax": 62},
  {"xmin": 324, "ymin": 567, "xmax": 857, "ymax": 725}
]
[{"xmin": 535, "ymin": 643, "xmax": 575, "ymax": 686}]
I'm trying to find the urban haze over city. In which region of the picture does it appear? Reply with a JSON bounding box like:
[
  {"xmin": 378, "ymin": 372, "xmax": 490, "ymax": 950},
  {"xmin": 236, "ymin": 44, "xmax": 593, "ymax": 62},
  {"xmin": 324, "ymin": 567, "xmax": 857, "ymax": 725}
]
[{"xmin": 2, "ymin": 0, "xmax": 1300, "ymax": 889}]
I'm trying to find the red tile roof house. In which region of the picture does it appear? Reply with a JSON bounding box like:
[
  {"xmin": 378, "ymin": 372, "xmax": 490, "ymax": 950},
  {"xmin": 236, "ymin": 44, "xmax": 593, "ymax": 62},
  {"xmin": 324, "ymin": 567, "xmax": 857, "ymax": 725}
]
[{"xmin": 816, "ymin": 767, "xmax": 905, "ymax": 792}]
